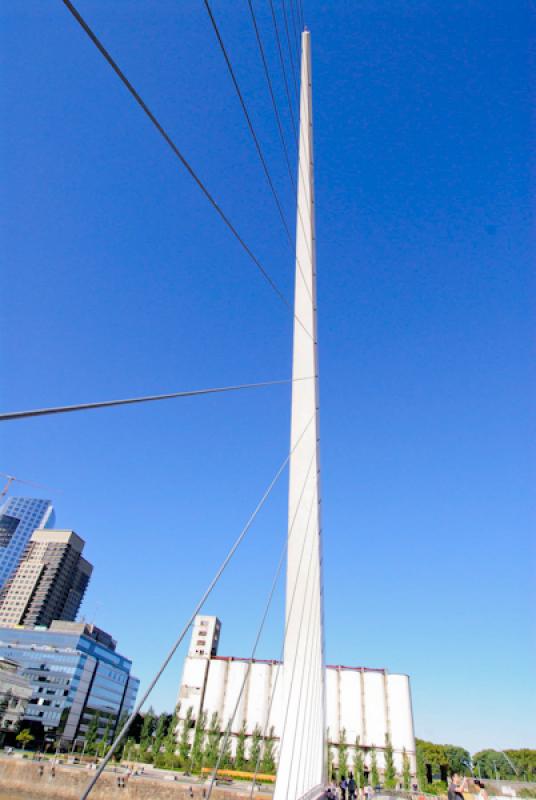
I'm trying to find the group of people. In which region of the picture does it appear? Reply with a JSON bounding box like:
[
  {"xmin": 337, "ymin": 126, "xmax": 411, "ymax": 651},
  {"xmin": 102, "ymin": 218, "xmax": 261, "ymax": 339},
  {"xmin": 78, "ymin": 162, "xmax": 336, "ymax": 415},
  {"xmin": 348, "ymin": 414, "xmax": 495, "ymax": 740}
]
[
  {"xmin": 325, "ymin": 773, "xmax": 370, "ymax": 799},
  {"xmin": 449, "ymin": 773, "xmax": 489, "ymax": 800}
]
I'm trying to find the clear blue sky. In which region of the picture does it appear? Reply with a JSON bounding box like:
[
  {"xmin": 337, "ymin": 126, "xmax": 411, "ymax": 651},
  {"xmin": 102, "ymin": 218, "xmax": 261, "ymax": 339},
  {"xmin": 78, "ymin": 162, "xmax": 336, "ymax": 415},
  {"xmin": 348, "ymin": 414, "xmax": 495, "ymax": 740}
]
[{"xmin": 1, "ymin": 1, "xmax": 533, "ymax": 753}]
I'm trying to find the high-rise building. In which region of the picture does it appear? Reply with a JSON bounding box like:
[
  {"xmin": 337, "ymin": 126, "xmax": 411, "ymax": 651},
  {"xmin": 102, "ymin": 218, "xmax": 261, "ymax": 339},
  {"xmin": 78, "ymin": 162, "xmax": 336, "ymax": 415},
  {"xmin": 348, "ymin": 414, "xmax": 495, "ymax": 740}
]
[
  {"xmin": 0, "ymin": 497, "xmax": 55, "ymax": 589},
  {"xmin": 0, "ymin": 622, "xmax": 139, "ymax": 747},
  {"xmin": 0, "ymin": 530, "xmax": 92, "ymax": 627}
]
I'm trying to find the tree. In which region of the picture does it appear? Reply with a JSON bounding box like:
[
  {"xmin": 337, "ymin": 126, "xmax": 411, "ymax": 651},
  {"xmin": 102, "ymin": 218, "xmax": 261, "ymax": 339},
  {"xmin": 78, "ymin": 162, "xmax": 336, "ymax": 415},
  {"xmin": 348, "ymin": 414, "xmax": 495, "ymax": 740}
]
[
  {"xmin": 503, "ymin": 750, "xmax": 536, "ymax": 781},
  {"xmin": 261, "ymin": 727, "xmax": 277, "ymax": 775},
  {"xmin": 98, "ymin": 713, "xmax": 114, "ymax": 757},
  {"xmin": 444, "ymin": 745, "xmax": 471, "ymax": 775},
  {"xmin": 152, "ymin": 713, "xmax": 169, "ymax": 756},
  {"xmin": 370, "ymin": 747, "xmax": 379, "ymax": 786},
  {"xmin": 203, "ymin": 712, "xmax": 220, "ymax": 769},
  {"xmin": 218, "ymin": 725, "xmax": 233, "ymax": 769},
  {"xmin": 190, "ymin": 711, "xmax": 207, "ymax": 771},
  {"xmin": 353, "ymin": 738, "xmax": 365, "ymax": 790},
  {"xmin": 16, "ymin": 728, "xmax": 34, "ymax": 751},
  {"xmin": 338, "ymin": 728, "xmax": 348, "ymax": 777},
  {"xmin": 416, "ymin": 738, "xmax": 449, "ymax": 784},
  {"xmin": 128, "ymin": 713, "xmax": 144, "ymax": 744},
  {"xmin": 84, "ymin": 712, "xmax": 100, "ymax": 755},
  {"xmin": 139, "ymin": 708, "xmax": 156, "ymax": 754},
  {"xmin": 384, "ymin": 735, "xmax": 396, "ymax": 789},
  {"xmin": 113, "ymin": 713, "xmax": 129, "ymax": 761},
  {"xmin": 249, "ymin": 725, "xmax": 262, "ymax": 772},
  {"xmin": 403, "ymin": 748, "xmax": 411, "ymax": 790},
  {"xmin": 123, "ymin": 737, "xmax": 136, "ymax": 762},
  {"xmin": 235, "ymin": 722, "xmax": 247, "ymax": 771},
  {"xmin": 417, "ymin": 745, "xmax": 427, "ymax": 789},
  {"xmin": 178, "ymin": 708, "xmax": 193, "ymax": 764},
  {"xmin": 165, "ymin": 706, "xmax": 179, "ymax": 758}
]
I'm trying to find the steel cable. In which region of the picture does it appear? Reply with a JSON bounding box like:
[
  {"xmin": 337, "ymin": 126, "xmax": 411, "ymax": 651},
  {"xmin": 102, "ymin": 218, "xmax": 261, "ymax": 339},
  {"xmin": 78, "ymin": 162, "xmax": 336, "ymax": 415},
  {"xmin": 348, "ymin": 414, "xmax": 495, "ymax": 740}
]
[
  {"xmin": 203, "ymin": 0, "xmax": 313, "ymax": 303},
  {"xmin": 78, "ymin": 412, "xmax": 315, "ymax": 799},
  {"xmin": 0, "ymin": 378, "xmax": 316, "ymax": 422},
  {"xmin": 60, "ymin": 0, "xmax": 313, "ymax": 340}
]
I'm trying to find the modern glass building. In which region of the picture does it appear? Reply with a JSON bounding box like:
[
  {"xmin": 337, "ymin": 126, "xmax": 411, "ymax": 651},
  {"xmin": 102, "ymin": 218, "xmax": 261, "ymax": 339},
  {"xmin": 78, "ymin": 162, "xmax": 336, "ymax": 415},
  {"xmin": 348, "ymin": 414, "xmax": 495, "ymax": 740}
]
[
  {"xmin": 0, "ymin": 621, "xmax": 139, "ymax": 747},
  {"xmin": 0, "ymin": 497, "xmax": 55, "ymax": 589}
]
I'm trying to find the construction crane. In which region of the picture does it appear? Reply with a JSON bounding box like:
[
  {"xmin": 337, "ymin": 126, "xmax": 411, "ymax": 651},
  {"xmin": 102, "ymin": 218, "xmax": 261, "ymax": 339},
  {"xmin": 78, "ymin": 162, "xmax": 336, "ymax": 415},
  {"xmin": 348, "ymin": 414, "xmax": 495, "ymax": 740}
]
[{"xmin": 0, "ymin": 472, "xmax": 59, "ymax": 500}]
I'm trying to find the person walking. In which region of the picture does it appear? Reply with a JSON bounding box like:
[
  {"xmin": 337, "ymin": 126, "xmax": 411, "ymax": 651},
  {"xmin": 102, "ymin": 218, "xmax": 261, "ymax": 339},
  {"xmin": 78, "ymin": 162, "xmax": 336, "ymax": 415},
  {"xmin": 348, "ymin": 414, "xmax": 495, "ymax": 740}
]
[
  {"xmin": 340, "ymin": 775, "xmax": 348, "ymax": 799},
  {"xmin": 348, "ymin": 773, "xmax": 357, "ymax": 799}
]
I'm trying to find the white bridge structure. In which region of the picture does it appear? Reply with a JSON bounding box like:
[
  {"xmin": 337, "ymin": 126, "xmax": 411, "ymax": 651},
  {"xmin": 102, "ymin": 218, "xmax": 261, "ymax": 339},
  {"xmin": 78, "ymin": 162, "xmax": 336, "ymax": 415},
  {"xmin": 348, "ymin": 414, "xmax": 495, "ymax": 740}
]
[
  {"xmin": 5, "ymin": 7, "xmax": 417, "ymax": 798},
  {"xmin": 276, "ymin": 29, "xmax": 326, "ymax": 800},
  {"xmin": 177, "ymin": 30, "xmax": 416, "ymax": 798}
]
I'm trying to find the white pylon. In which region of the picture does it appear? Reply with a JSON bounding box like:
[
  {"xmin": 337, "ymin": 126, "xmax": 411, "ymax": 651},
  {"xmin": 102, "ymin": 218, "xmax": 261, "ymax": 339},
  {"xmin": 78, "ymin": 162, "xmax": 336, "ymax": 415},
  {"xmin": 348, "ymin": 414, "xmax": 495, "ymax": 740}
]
[{"xmin": 274, "ymin": 31, "xmax": 326, "ymax": 800}]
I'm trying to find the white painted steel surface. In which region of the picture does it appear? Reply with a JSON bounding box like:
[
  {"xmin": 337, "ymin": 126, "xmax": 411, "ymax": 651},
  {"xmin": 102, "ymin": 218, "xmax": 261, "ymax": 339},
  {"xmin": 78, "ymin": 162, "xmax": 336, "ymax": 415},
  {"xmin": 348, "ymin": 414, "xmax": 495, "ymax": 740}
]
[
  {"xmin": 222, "ymin": 660, "xmax": 249, "ymax": 732},
  {"xmin": 202, "ymin": 658, "xmax": 227, "ymax": 721},
  {"xmin": 387, "ymin": 673, "xmax": 416, "ymax": 770},
  {"xmin": 177, "ymin": 655, "xmax": 416, "ymax": 773},
  {"xmin": 363, "ymin": 671, "xmax": 387, "ymax": 749},
  {"xmin": 246, "ymin": 661, "xmax": 271, "ymax": 734},
  {"xmin": 339, "ymin": 668, "xmax": 363, "ymax": 745},
  {"xmin": 274, "ymin": 30, "xmax": 325, "ymax": 800}
]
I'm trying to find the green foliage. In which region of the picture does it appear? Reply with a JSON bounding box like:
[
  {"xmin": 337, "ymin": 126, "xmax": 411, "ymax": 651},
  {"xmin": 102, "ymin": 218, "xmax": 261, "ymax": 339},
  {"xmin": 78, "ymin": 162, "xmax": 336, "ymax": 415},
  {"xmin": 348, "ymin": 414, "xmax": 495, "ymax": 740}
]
[
  {"xmin": 219, "ymin": 726, "xmax": 233, "ymax": 769},
  {"xmin": 329, "ymin": 746, "xmax": 337, "ymax": 781},
  {"xmin": 261, "ymin": 727, "xmax": 277, "ymax": 775},
  {"xmin": 370, "ymin": 747, "xmax": 379, "ymax": 786},
  {"xmin": 235, "ymin": 722, "xmax": 247, "ymax": 771},
  {"xmin": 426, "ymin": 781, "xmax": 448, "ymax": 794},
  {"xmin": 384, "ymin": 734, "xmax": 396, "ymax": 788},
  {"xmin": 152, "ymin": 713, "xmax": 169, "ymax": 755},
  {"xmin": 203, "ymin": 712, "xmax": 220, "ymax": 769},
  {"xmin": 178, "ymin": 707, "xmax": 193, "ymax": 763},
  {"xmin": 249, "ymin": 725, "xmax": 262, "ymax": 772},
  {"xmin": 190, "ymin": 711, "xmax": 207, "ymax": 771},
  {"xmin": 123, "ymin": 737, "xmax": 136, "ymax": 761},
  {"xmin": 416, "ymin": 738, "xmax": 471, "ymax": 782},
  {"xmin": 98, "ymin": 713, "xmax": 114, "ymax": 757},
  {"xmin": 417, "ymin": 746, "xmax": 427, "ymax": 789},
  {"xmin": 84, "ymin": 712, "xmax": 100, "ymax": 755},
  {"xmin": 403, "ymin": 748, "xmax": 411, "ymax": 790},
  {"xmin": 113, "ymin": 712, "xmax": 129, "ymax": 760},
  {"xmin": 164, "ymin": 706, "xmax": 179, "ymax": 757},
  {"xmin": 444, "ymin": 745, "xmax": 471, "ymax": 775},
  {"xmin": 518, "ymin": 790, "xmax": 536, "ymax": 798},
  {"xmin": 153, "ymin": 752, "xmax": 182, "ymax": 770},
  {"xmin": 338, "ymin": 728, "xmax": 348, "ymax": 776},
  {"xmin": 139, "ymin": 708, "xmax": 156, "ymax": 753},
  {"xmin": 473, "ymin": 749, "xmax": 536, "ymax": 781},
  {"xmin": 16, "ymin": 728, "xmax": 34, "ymax": 750},
  {"xmin": 353, "ymin": 738, "xmax": 365, "ymax": 789},
  {"xmin": 503, "ymin": 750, "xmax": 536, "ymax": 781}
]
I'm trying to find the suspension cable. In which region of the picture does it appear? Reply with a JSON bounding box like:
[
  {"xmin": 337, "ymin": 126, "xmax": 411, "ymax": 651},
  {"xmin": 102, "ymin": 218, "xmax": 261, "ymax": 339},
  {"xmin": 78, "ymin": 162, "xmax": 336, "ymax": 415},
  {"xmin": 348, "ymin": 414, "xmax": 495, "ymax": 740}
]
[
  {"xmin": 269, "ymin": 0, "xmax": 298, "ymax": 144},
  {"xmin": 207, "ymin": 449, "xmax": 316, "ymax": 798},
  {"xmin": 246, "ymin": 0, "xmax": 313, "ymax": 271},
  {"xmin": 203, "ymin": 0, "xmax": 313, "ymax": 303},
  {"xmin": 0, "ymin": 378, "xmax": 314, "ymax": 422},
  {"xmin": 281, "ymin": 0, "xmax": 300, "ymax": 104},
  {"xmin": 248, "ymin": 486, "xmax": 318, "ymax": 797},
  {"xmin": 78, "ymin": 412, "xmax": 315, "ymax": 800},
  {"xmin": 60, "ymin": 0, "xmax": 313, "ymax": 340}
]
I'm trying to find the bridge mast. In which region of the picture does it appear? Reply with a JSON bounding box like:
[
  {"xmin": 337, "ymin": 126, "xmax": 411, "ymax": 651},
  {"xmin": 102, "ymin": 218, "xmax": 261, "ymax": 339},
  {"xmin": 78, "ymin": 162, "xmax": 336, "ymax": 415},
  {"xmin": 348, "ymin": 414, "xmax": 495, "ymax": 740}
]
[{"xmin": 274, "ymin": 30, "xmax": 326, "ymax": 800}]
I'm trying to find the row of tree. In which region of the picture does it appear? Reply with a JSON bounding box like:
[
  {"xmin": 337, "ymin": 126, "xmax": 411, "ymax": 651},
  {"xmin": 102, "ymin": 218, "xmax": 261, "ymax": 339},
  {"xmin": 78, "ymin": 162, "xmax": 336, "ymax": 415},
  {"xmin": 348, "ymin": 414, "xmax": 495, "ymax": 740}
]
[
  {"xmin": 107, "ymin": 707, "xmax": 277, "ymax": 774},
  {"xmin": 416, "ymin": 739, "xmax": 536, "ymax": 784},
  {"xmin": 330, "ymin": 731, "xmax": 412, "ymax": 789}
]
